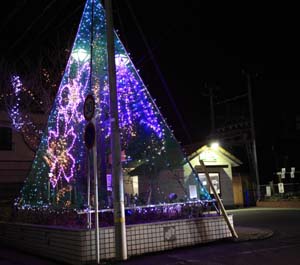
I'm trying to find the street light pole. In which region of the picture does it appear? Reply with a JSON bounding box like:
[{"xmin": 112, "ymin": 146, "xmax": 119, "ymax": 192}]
[
  {"xmin": 246, "ymin": 72, "xmax": 261, "ymax": 201},
  {"xmin": 90, "ymin": 1, "xmax": 100, "ymax": 263},
  {"xmin": 105, "ymin": 0, "xmax": 127, "ymax": 260}
]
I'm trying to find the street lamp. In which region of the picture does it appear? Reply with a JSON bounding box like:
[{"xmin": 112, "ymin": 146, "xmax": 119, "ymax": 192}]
[
  {"xmin": 71, "ymin": 48, "xmax": 90, "ymax": 62},
  {"xmin": 115, "ymin": 53, "xmax": 129, "ymax": 66},
  {"xmin": 210, "ymin": 141, "xmax": 219, "ymax": 150}
]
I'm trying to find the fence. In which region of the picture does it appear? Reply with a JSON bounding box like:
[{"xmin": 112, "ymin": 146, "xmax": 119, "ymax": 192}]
[{"xmin": 260, "ymin": 182, "xmax": 300, "ymax": 200}]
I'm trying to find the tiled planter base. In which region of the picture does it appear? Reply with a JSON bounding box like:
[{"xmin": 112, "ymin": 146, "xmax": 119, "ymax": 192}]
[{"xmin": 0, "ymin": 215, "xmax": 233, "ymax": 265}]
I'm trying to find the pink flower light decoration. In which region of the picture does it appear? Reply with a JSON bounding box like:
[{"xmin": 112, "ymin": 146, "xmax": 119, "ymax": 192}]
[{"xmin": 46, "ymin": 114, "xmax": 76, "ymax": 187}]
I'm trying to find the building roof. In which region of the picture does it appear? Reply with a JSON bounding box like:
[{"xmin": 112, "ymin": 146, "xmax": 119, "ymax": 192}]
[{"xmin": 186, "ymin": 144, "xmax": 242, "ymax": 167}]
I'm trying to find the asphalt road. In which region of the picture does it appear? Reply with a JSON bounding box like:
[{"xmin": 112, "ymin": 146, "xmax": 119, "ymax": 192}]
[{"xmin": 0, "ymin": 207, "xmax": 300, "ymax": 265}]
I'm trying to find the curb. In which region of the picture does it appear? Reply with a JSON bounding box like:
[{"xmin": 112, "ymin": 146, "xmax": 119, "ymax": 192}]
[
  {"xmin": 233, "ymin": 226, "xmax": 274, "ymax": 242},
  {"xmin": 256, "ymin": 201, "xmax": 300, "ymax": 208}
]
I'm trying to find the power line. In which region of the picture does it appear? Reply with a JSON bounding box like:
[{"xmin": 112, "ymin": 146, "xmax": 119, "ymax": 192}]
[
  {"xmin": 8, "ymin": 0, "xmax": 57, "ymax": 54},
  {"xmin": 216, "ymin": 93, "xmax": 247, "ymax": 105},
  {"xmin": 114, "ymin": 0, "xmax": 129, "ymax": 51},
  {"xmin": 53, "ymin": 2, "xmax": 85, "ymax": 32},
  {"xmin": 125, "ymin": 0, "xmax": 193, "ymax": 144},
  {"xmin": 17, "ymin": 1, "xmax": 84, "ymax": 61},
  {"xmin": 0, "ymin": 3, "xmax": 26, "ymax": 33}
]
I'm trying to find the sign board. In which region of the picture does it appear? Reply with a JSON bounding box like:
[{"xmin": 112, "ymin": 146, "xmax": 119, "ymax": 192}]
[
  {"xmin": 281, "ymin": 168, "xmax": 286, "ymax": 179},
  {"xmin": 83, "ymin": 95, "xmax": 95, "ymax": 121},
  {"xmin": 212, "ymin": 179, "xmax": 220, "ymax": 194},
  {"xmin": 106, "ymin": 174, "xmax": 112, "ymax": 191},
  {"xmin": 278, "ymin": 182, "xmax": 284, "ymax": 194},
  {"xmin": 266, "ymin": 186, "xmax": 271, "ymax": 196},
  {"xmin": 164, "ymin": 226, "xmax": 176, "ymax": 241},
  {"xmin": 84, "ymin": 122, "xmax": 95, "ymax": 149},
  {"xmin": 291, "ymin": 167, "xmax": 295, "ymax": 178},
  {"xmin": 189, "ymin": 185, "xmax": 197, "ymax": 199},
  {"xmin": 199, "ymin": 150, "xmax": 217, "ymax": 162}
]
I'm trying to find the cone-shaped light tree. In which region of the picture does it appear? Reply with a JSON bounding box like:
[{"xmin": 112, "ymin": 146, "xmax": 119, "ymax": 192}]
[{"xmin": 17, "ymin": 0, "xmax": 209, "ymax": 215}]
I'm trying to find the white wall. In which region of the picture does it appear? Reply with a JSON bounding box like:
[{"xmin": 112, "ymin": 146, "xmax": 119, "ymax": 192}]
[
  {"xmin": 0, "ymin": 111, "xmax": 34, "ymax": 183},
  {"xmin": 0, "ymin": 215, "xmax": 233, "ymax": 264}
]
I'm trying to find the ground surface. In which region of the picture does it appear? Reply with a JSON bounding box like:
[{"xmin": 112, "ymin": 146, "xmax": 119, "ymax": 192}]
[{"xmin": 0, "ymin": 207, "xmax": 300, "ymax": 265}]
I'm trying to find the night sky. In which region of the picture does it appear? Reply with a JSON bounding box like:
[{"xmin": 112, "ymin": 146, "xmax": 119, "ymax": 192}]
[{"xmin": 1, "ymin": 1, "xmax": 299, "ymax": 182}]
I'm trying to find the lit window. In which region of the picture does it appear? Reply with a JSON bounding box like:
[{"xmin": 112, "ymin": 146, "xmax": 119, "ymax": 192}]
[{"xmin": 198, "ymin": 173, "xmax": 221, "ymax": 194}]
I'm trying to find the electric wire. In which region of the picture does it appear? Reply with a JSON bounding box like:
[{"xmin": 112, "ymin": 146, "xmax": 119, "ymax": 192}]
[
  {"xmin": 125, "ymin": 0, "xmax": 193, "ymax": 144},
  {"xmin": 8, "ymin": 0, "xmax": 57, "ymax": 54},
  {"xmin": 0, "ymin": 3, "xmax": 25, "ymax": 33},
  {"xmin": 114, "ymin": 0, "xmax": 129, "ymax": 51},
  {"xmin": 17, "ymin": 1, "xmax": 85, "ymax": 62}
]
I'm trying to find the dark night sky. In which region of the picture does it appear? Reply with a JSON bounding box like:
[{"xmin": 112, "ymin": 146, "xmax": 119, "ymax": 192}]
[{"xmin": 1, "ymin": 1, "xmax": 299, "ymax": 182}]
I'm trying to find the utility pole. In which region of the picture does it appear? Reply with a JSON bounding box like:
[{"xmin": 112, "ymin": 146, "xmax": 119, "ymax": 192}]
[
  {"xmin": 89, "ymin": 1, "xmax": 100, "ymax": 263},
  {"xmin": 203, "ymin": 83, "xmax": 216, "ymax": 137},
  {"xmin": 246, "ymin": 72, "xmax": 261, "ymax": 201},
  {"xmin": 209, "ymin": 85, "xmax": 215, "ymax": 136},
  {"xmin": 105, "ymin": 0, "xmax": 127, "ymax": 260}
]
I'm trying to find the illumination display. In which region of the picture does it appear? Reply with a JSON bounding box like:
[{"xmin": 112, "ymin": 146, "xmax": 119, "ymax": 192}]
[
  {"xmin": 8, "ymin": 75, "xmax": 43, "ymax": 150},
  {"xmin": 10, "ymin": 75, "xmax": 23, "ymax": 130},
  {"xmin": 17, "ymin": 0, "xmax": 209, "ymax": 213}
]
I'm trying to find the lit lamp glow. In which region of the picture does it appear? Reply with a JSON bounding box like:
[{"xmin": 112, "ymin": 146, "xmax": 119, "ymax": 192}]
[
  {"xmin": 115, "ymin": 53, "xmax": 129, "ymax": 66},
  {"xmin": 210, "ymin": 142, "xmax": 219, "ymax": 150},
  {"xmin": 71, "ymin": 48, "xmax": 90, "ymax": 62}
]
